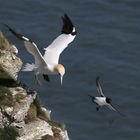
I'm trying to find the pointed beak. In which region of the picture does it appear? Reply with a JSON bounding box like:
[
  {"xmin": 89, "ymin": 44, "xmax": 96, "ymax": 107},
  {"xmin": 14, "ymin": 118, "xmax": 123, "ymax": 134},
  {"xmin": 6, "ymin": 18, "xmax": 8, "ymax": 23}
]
[{"xmin": 60, "ymin": 75, "xmax": 63, "ymax": 86}]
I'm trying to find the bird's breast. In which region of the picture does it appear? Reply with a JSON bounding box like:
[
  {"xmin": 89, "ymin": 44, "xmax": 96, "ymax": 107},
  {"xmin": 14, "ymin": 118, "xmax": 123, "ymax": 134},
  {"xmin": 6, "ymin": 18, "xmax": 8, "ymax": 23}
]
[{"xmin": 94, "ymin": 97, "xmax": 106, "ymax": 106}]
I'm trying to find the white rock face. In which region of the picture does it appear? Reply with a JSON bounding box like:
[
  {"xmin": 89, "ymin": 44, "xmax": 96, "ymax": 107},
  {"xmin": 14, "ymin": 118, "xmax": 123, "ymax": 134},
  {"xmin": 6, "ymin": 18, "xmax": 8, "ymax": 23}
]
[
  {"xmin": 16, "ymin": 119, "xmax": 53, "ymax": 140},
  {"xmin": 13, "ymin": 93, "xmax": 37, "ymax": 122}
]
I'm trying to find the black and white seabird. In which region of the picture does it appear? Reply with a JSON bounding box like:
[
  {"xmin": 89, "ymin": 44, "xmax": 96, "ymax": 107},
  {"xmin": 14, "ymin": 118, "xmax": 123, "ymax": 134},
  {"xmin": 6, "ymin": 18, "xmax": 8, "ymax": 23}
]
[{"xmin": 89, "ymin": 76, "xmax": 124, "ymax": 116}]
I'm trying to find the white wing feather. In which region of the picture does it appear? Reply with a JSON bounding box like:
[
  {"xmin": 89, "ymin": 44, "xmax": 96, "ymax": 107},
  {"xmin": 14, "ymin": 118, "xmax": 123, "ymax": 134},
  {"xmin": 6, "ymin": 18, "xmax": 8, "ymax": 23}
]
[
  {"xmin": 23, "ymin": 39, "xmax": 47, "ymax": 66},
  {"xmin": 107, "ymin": 104, "xmax": 118, "ymax": 112},
  {"xmin": 3, "ymin": 24, "xmax": 47, "ymax": 67},
  {"xmin": 96, "ymin": 77, "xmax": 105, "ymax": 97},
  {"xmin": 43, "ymin": 34, "xmax": 76, "ymax": 65}
]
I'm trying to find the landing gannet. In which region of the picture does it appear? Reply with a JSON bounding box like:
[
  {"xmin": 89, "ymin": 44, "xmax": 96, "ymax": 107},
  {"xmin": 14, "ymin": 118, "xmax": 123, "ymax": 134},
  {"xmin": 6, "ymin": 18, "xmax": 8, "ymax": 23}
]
[
  {"xmin": 88, "ymin": 76, "xmax": 124, "ymax": 116},
  {"xmin": 4, "ymin": 14, "xmax": 76, "ymax": 85}
]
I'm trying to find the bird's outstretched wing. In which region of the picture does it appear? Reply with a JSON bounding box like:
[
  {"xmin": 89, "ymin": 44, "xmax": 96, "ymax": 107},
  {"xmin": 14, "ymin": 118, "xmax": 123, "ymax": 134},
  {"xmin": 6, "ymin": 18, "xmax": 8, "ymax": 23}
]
[
  {"xmin": 43, "ymin": 14, "xmax": 76, "ymax": 65},
  {"xmin": 96, "ymin": 76, "xmax": 105, "ymax": 97},
  {"xmin": 4, "ymin": 24, "xmax": 47, "ymax": 66},
  {"xmin": 107, "ymin": 103, "xmax": 125, "ymax": 117}
]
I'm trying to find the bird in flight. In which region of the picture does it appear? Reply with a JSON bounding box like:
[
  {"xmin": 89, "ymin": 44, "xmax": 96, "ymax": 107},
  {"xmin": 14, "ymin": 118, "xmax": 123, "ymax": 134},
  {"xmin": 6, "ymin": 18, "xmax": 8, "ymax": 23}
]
[
  {"xmin": 4, "ymin": 14, "xmax": 77, "ymax": 85},
  {"xmin": 88, "ymin": 76, "xmax": 124, "ymax": 116}
]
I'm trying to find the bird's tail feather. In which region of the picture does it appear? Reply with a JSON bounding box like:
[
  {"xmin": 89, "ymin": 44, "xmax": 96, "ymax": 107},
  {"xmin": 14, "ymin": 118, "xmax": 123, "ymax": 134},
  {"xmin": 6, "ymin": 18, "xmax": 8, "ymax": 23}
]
[
  {"xmin": 88, "ymin": 94, "xmax": 95, "ymax": 99},
  {"xmin": 22, "ymin": 63, "xmax": 36, "ymax": 71}
]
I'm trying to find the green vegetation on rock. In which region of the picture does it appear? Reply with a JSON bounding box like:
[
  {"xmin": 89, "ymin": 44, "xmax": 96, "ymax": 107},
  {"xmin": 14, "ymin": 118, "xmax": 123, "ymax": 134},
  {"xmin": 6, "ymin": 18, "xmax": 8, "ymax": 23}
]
[
  {"xmin": 0, "ymin": 126, "xmax": 19, "ymax": 140},
  {"xmin": 25, "ymin": 103, "xmax": 37, "ymax": 123},
  {"xmin": 0, "ymin": 31, "xmax": 10, "ymax": 50},
  {"xmin": 14, "ymin": 93, "xmax": 26, "ymax": 103},
  {"xmin": 0, "ymin": 87, "xmax": 13, "ymax": 107}
]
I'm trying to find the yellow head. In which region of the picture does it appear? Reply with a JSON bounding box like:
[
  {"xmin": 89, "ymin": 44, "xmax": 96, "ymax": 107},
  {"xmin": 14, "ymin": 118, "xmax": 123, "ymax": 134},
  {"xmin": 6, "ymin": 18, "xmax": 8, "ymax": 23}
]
[{"xmin": 55, "ymin": 64, "xmax": 65, "ymax": 85}]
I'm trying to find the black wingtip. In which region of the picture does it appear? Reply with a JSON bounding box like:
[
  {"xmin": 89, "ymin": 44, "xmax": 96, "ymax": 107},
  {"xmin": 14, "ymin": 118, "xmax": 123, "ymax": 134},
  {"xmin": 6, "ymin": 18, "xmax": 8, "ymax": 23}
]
[
  {"xmin": 61, "ymin": 14, "xmax": 76, "ymax": 35},
  {"xmin": 3, "ymin": 23, "xmax": 24, "ymax": 41}
]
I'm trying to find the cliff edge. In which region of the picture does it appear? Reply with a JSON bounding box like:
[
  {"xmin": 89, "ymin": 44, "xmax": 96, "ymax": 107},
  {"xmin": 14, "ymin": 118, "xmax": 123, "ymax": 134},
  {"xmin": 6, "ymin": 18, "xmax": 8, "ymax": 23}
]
[{"xmin": 0, "ymin": 31, "xmax": 69, "ymax": 140}]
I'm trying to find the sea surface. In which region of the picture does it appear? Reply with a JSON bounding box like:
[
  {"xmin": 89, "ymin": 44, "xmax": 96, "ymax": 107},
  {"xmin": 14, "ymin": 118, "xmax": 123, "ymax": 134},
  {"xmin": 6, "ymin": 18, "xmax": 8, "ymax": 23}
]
[{"xmin": 0, "ymin": 0, "xmax": 140, "ymax": 139}]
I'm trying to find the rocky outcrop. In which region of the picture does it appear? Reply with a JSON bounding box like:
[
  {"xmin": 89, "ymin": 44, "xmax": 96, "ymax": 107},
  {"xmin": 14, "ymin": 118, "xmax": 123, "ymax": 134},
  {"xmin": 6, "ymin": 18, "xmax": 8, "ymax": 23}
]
[{"xmin": 0, "ymin": 31, "xmax": 69, "ymax": 140}]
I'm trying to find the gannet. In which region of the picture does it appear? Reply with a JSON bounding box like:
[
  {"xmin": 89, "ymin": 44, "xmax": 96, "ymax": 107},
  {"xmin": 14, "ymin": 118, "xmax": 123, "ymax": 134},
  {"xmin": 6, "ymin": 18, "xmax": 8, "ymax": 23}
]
[{"xmin": 4, "ymin": 14, "xmax": 76, "ymax": 85}]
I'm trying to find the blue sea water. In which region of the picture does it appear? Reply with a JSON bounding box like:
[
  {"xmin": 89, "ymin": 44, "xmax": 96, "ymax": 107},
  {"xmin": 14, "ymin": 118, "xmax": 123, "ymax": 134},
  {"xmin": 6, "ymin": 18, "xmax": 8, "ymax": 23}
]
[{"xmin": 0, "ymin": 0, "xmax": 140, "ymax": 139}]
